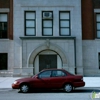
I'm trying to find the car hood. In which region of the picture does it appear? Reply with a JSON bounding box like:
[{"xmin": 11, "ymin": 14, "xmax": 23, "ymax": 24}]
[{"xmin": 15, "ymin": 77, "xmax": 35, "ymax": 82}]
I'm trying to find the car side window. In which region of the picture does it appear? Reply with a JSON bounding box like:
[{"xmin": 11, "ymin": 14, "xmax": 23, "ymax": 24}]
[
  {"xmin": 38, "ymin": 71, "xmax": 51, "ymax": 78},
  {"xmin": 52, "ymin": 70, "xmax": 66, "ymax": 77}
]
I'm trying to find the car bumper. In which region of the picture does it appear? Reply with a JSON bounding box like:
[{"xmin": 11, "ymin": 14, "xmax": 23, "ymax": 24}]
[
  {"xmin": 73, "ymin": 81, "xmax": 85, "ymax": 87},
  {"xmin": 12, "ymin": 83, "xmax": 20, "ymax": 89}
]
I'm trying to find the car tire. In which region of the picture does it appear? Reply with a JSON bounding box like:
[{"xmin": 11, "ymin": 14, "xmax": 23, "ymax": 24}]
[
  {"xmin": 64, "ymin": 84, "xmax": 73, "ymax": 93},
  {"xmin": 20, "ymin": 84, "xmax": 30, "ymax": 93}
]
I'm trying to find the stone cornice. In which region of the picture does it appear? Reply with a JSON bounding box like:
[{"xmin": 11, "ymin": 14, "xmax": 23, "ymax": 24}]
[{"xmin": 19, "ymin": 36, "xmax": 76, "ymax": 40}]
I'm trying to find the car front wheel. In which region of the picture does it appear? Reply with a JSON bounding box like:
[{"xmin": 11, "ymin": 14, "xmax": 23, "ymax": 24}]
[
  {"xmin": 20, "ymin": 84, "xmax": 30, "ymax": 93},
  {"xmin": 64, "ymin": 84, "xmax": 73, "ymax": 93}
]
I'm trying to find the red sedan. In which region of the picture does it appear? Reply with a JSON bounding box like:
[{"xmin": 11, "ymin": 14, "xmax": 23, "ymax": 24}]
[{"xmin": 12, "ymin": 69, "xmax": 85, "ymax": 93}]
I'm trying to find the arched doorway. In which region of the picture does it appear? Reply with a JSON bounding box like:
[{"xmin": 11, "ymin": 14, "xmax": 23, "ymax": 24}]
[
  {"xmin": 34, "ymin": 50, "xmax": 63, "ymax": 74},
  {"xmin": 28, "ymin": 42, "xmax": 68, "ymax": 74}
]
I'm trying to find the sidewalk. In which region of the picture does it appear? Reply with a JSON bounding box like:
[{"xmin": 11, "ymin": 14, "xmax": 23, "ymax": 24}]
[{"xmin": 0, "ymin": 77, "xmax": 100, "ymax": 88}]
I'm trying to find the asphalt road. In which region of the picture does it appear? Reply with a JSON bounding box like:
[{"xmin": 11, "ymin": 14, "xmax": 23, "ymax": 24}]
[{"xmin": 0, "ymin": 88, "xmax": 100, "ymax": 100}]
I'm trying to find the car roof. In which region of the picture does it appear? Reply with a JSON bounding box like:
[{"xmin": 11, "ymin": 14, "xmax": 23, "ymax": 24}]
[
  {"xmin": 40, "ymin": 68, "xmax": 66, "ymax": 72},
  {"xmin": 39, "ymin": 68, "xmax": 74, "ymax": 75}
]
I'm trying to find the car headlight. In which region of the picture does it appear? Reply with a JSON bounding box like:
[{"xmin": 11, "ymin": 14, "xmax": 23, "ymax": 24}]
[{"xmin": 13, "ymin": 81, "xmax": 18, "ymax": 84}]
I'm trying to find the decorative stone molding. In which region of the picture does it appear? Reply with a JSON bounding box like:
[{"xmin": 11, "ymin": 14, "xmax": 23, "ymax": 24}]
[
  {"xmin": 28, "ymin": 41, "xmax": 67, "ymax": 68},
  {"xmin": 46, "ymin": 39, "xmax": 50, "ymax": 48}
]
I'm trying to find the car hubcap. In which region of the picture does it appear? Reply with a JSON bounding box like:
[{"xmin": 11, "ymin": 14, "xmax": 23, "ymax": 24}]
[
  {"xmin": 64, "ymin": 84, "xmax": 72, "ymax": 92},
  {"xmin": 21, "ymin": 85, "xmax": 29, "ymax": 93}
]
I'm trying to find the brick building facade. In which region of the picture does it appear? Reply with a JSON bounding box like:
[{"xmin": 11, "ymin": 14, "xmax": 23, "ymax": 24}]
[
  {"xmin": 0, "ymin": 0, "xmax": 100, "ymax": 76},
  {"xmin": 0, "ymin": 0, "xmax": 13, "ymax": 76}
]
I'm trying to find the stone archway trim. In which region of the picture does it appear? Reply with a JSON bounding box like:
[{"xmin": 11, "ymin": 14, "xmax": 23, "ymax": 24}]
[{"xmin": 28, "ymin": 42, "xmax": 67, "ymax": 68}]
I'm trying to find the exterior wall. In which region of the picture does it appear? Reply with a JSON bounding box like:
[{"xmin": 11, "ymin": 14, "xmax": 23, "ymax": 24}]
[
  {"xmin": 0, "ymin": 0, "xmax": 13, "ymax": 76},
  {"xmin": 0, "ymin": 0, "xmax": 13, "ymax": 39},
  {"xmin": 82, "ymin": 0, "xmax": 100, "ymax": 76},
  {"xmin": 13, "ymin": 0, "xmax": 83, "ymax": 76},
  {"xmin": 1, "ymin": 0, "xmax": 100, "ymax": 77},
  {"xmin": 83, "ymin": 40, "xmax": 100, "ymax": 76},
  {"xmin": 93, "ymin": 0, "xmax": 100, "ymax": 8},
  {"xmin": 9, "ymin": 0, "xmax": 13, "ymax": 39},
  {"xmin": 0, "ymin": 40, "xmax": 14, "ymax": 76},
  {"xmin": 21, "ymin": 38, "xmax": 75, "ymax": 75},
  {"xmin": 0, "ymin": 0, "xmax": 10, "ymax": 8},
  {"xmin": 82, "ymin": 0, "xmax": 94, "ymax": 40}
]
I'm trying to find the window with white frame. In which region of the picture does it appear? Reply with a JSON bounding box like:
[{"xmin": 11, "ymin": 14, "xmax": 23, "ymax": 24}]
[
  {"xmin": 59, "ymin": 11, "xmax": 70, "ymax": 36},
  {"xmin": 96, "ymin": 13, "xmax": 100, "ymax": 38},
  {"xmin": 42, "ymin": 11, "xmax": 53, "ymax": 36},
  {"xmin": 0, "ymin": 14, "xmax": 8, "ymax": 38},
  {"xmin": 25, "ymin": 11, "xmax": 36, "ymax": 36}
]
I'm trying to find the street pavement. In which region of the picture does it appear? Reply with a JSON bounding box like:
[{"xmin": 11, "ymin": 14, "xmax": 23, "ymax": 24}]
[{"xmin": 0, "ymin": 77, "xmax": 100, "ymax": 88}]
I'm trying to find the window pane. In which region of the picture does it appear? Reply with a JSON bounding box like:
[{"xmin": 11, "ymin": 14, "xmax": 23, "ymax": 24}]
[
  {"xmin": 61, "ymin": 28, "xmax": 69, "ymax": 35},
  {"xmin": 52, "ymin": 71, "xmax": 66, "ymax": 77},
  {"xmin": 26, "ymin": 12, "xmax": 35, "ymax": 19},
  {"xmin": 26, "ymin": 28, "xmax": 35, "ymax": 35},
  {"xmin": 97, "ymin": 14, "xmax": 100, "ymax": 22},
  {"xmin": 61, "ymin": 21, "xmax": 69, "ymax": 27},
  {"xmin": 43, "ymin": 28, "xmax": 52, "ymax": 35},
  {"xmin": 39, "ymin": 71, "xmax": 51, "ymax": 78},
  {"xmin": 4, "ymin": 23, "xmax": 7, "ymax": 30},
  {"xmin": 99, "ymin": 54, "xmax": 100, "ymax": 60},
  {"xmin": 2, "ymin": 31, "xmax": 7, "ymax": 38},
  {"xmin": 0, "ymin": 53, "xmax": 7, "ymax": 70},
  {"xmin": 60, "ymin": 12, "xmax": 69, "ymax": 19},
  {"xmin": 0, "ymin": 14, "xmax": 7, "ymax": 22},
  {"xmin": 97, "ymin": 31, "xmax": 100, "ymax": 38},
  {"xmin": 0, "ymin": 31, "xmax": 7, "ymax": 38},
  {"xmin": 43, "ymin": 20, "xmax": 52, "ymax": 27},
  {"xmin": 97, "ymin": 23, "xmax": 100, "ymax": 30},
  {"xmin": 0, "ymin": 23, "xmax": 2, "ymax": 30},
  {"xmin": 56, "ymin": 71, "xmax": 65, "ymax": 76},
  {"xmin": 0, "ymin": 22, "xmax": 7, "ymax": 38},
  {"xmin": 26, "ymin": 20, "xmax": 35, "ymax": 27}
]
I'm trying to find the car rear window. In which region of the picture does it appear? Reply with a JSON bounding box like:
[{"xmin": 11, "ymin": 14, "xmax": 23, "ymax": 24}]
[{"xmin": 52, "ymin": 70, "xmax": 66, "ymax": 77}]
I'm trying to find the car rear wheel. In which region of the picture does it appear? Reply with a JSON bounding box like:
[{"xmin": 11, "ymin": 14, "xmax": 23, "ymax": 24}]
[
  {"xmin": 20, "ymin": 84, "xmax": 30, "ymax": 93},
  {"xmin": 64, "ymin": 84, "xmax": 73, "ymax": 93}
]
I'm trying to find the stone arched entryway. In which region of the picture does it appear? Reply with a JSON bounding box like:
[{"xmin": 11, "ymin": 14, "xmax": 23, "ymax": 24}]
[{"xmin": 28, "ymin": 40, "xmax": 68, "ymax": 74}]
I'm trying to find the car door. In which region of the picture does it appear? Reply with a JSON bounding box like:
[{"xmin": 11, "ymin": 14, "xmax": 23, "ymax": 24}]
[
  {"xmin": 32, "ymin": 70, "xmax": 51, "ymax": 89},
  {"xmin": 49, "ymin": 70, "xmax": 67, "ymax": 88}
]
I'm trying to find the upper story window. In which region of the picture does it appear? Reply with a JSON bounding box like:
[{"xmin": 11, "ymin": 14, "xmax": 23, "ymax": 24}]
[
  {"xmin": 25, "ymin": 11, "xmax": 36, "ymax": 36},
  {"xmin": 96, "ymin": 13, "xmax": 100, "ymax": 38},
  {"xmin": 42, "ymin": 11, "xmax": 53, "ymax": 36},
  {"xmin": 59, "ymin": 11, "xmax": 70, "ymax": 36},
  {"xmin": 0, "ymin": 14, "xmax": 8, "ymax": 39}
]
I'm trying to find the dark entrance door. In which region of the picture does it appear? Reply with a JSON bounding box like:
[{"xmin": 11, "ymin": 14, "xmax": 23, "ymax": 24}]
[{"xmin": 39, "ymin": 55, "xmax": 57, "ymax": 71}]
